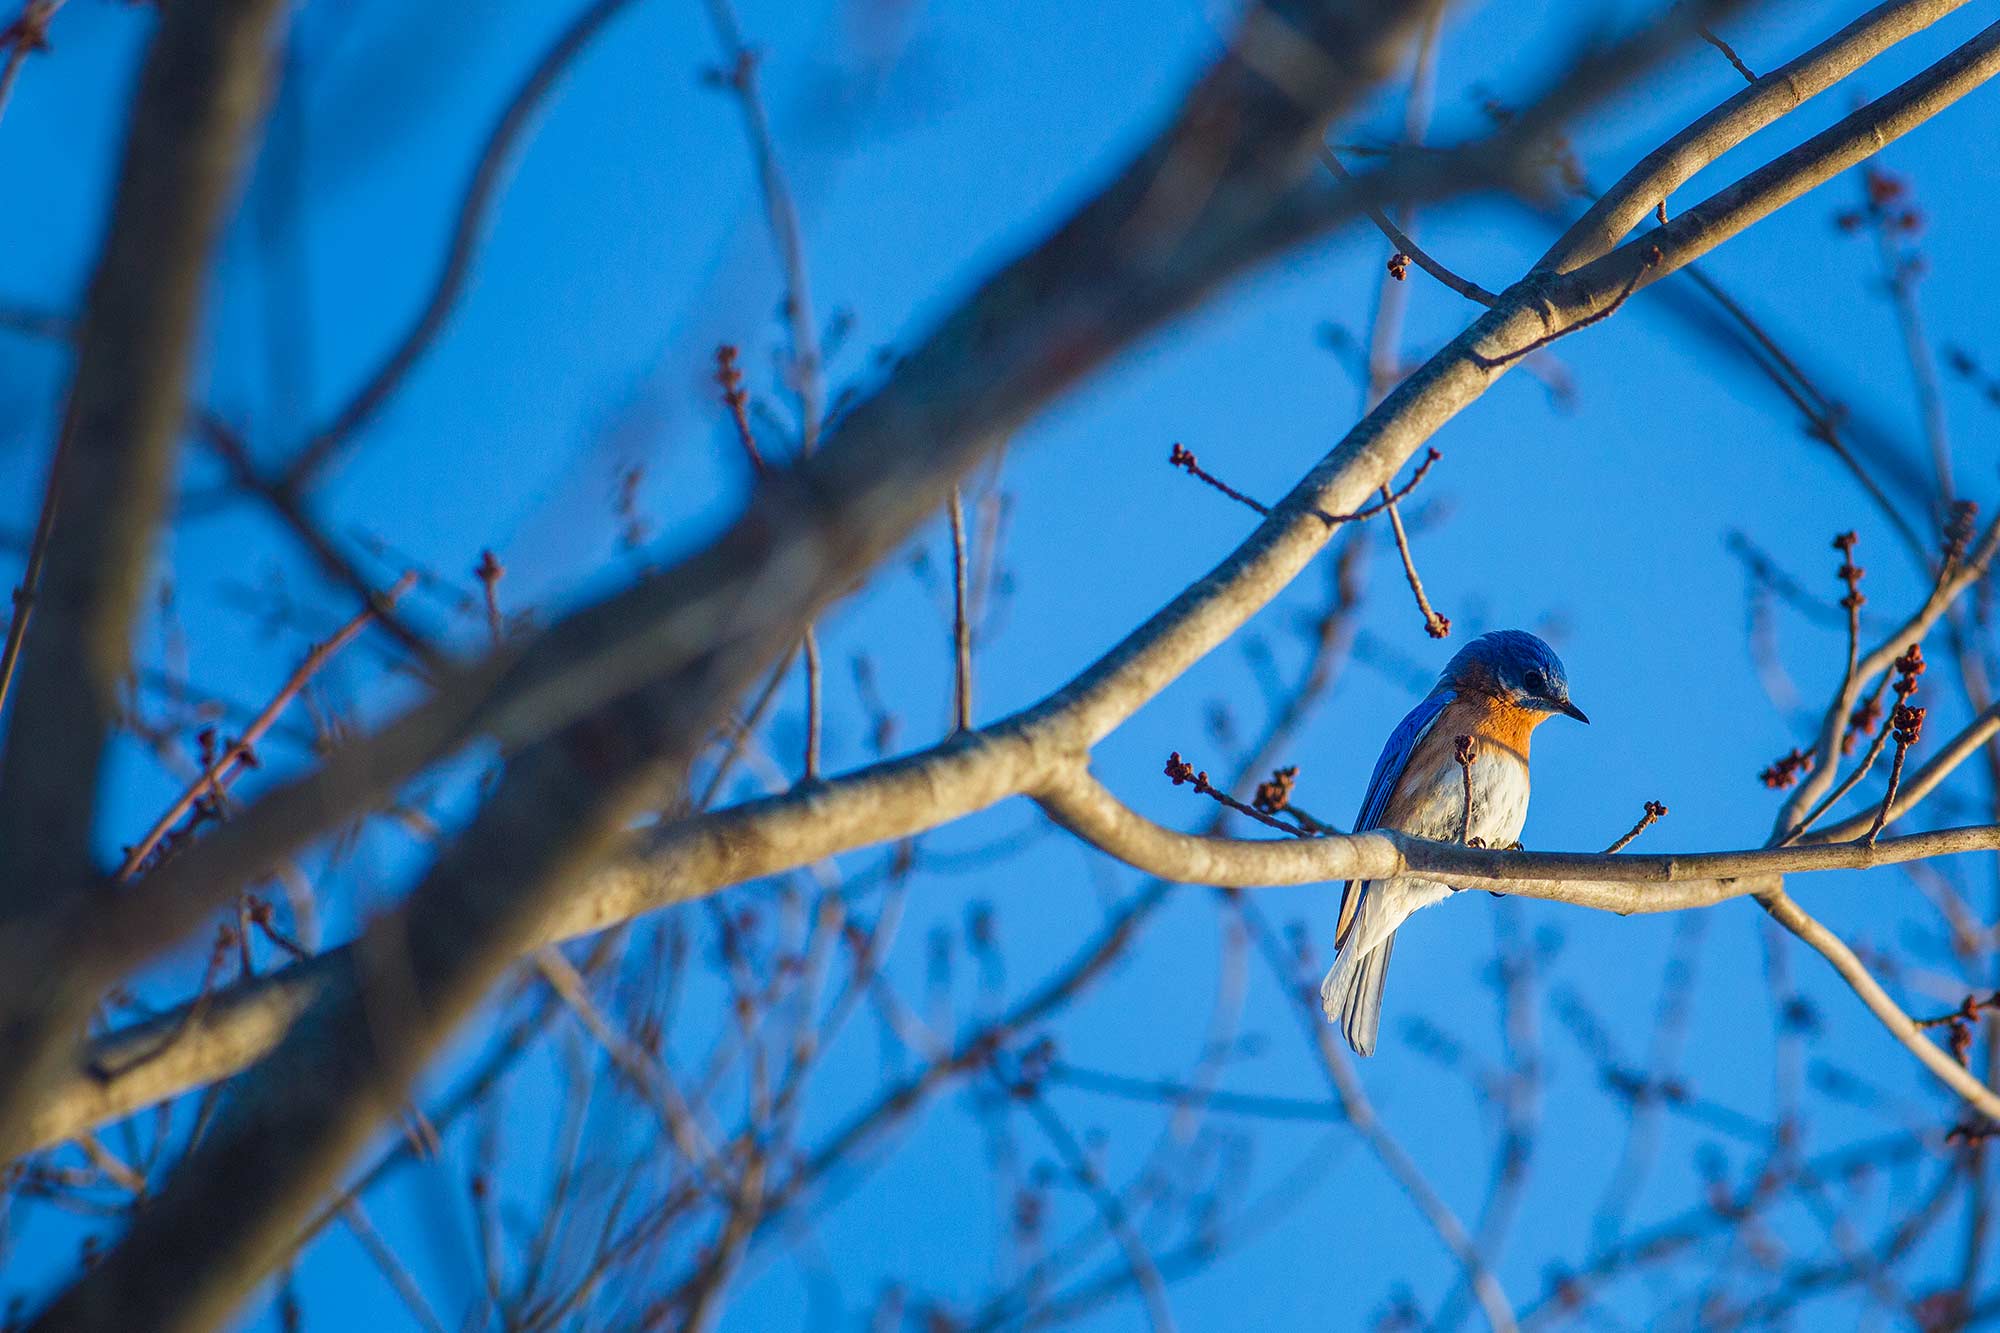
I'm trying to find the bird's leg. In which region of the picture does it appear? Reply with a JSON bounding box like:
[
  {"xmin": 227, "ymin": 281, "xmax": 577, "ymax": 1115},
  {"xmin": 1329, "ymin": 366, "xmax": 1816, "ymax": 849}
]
[{"xmin": 1503, "ymin": 840, "xmax": 1524, "ymax": 851}]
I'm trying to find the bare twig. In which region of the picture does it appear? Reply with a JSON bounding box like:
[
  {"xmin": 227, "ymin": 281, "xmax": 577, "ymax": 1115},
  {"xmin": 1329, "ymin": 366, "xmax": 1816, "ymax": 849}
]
[
  {"xmin": 1785, "ymin": 709, "xmax": 1894, "ymax": 844},
  {"xmin": 1835, "ymin": 530, "xmax": 1865, "ymax": 687},
  {"xmin": 474, "ymin": 550, "xmax": 505, "ymax": 647},
  {"xmin": 1168, "ymin": 442, "xmax": 1269, "ymax": 516},
  {"xmin": 1757, "ymin": 886, "xmax": 2000, "ymax": 1122},
  {"xmin": 1324, "ymin": 449, "xmax": 1443, "ymax": 523},
  {"xmin": 1380, "ymin": 480, "xmax": 1451, "ymax": 638},
  {"xmin": 0, "ymin": 389, "xmax": 67, "ymax": 719},
  {"xmin": 949, "ymin": 486, "xmax": 972, "ymax": 733},
  {"xmin": 1698, "ymin": 22, "xmax": 1759, "ymax": 82},
  {"xmin": 1864, "ymin": 700, "xmax": 1926, "ymax": 845},
  {"xmin": 701, "ymin": 0, "xmax": 825, "ymax": 452},
  {"xmin": 801, "ymin": 627, "xmax": 823, "ymax": 784},
  {"xmin": 701, "ymin": 0, "xmax": 835, "ymax": 792},
  {"xmin": 117, "ymin": 574, "xmax": 414, "ymax": 882},
  {"xmin": 715, "ymin": 344, "xmax": 767, "ymax": 477},
  {"xmin": 0, "ymin": 0, "xmax": 63, "ymax": 129},
  {"xmin": 1166, "ymin": 752, "xmax": 1313, "ymax": 839},
  {"xmin": 1322, "ymin": 149, "xmax": 1497, "ymax": 304},
  {"xmin": 1014, "ymin": 1075, "xmax": 1179, "ymax": 1333},
  {"xmin": 1603, "ymin": 800, "xmax": 1669, "ymax": 854},
  {"xmin": 1237, "ymin": 899, "xmax": 1520, "ymax": 1332},
  {"xmin": 1471, "ymin": 245, "xmax": 1663, "ymax": 368},
  {"xmin": 281, "ymin": 0, "xmax": 649, "ymax": 488}
]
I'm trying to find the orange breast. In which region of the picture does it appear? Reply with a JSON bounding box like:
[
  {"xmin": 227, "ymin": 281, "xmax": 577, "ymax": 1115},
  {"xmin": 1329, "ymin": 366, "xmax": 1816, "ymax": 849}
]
[{"xmin": 1462, "ymin": 691, "xmax": 1544, "ymax": 762}]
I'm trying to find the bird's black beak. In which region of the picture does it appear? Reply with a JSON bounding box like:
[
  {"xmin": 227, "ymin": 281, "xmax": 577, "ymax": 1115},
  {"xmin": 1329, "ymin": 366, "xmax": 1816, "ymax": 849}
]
[{"xmin": 1558, "ymin": 698, "xmax": 1590, "ymax": 724}]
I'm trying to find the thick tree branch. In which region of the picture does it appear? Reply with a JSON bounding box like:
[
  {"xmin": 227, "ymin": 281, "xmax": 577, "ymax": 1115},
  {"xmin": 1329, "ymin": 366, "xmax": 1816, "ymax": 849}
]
[
  {"xmin": 0, "ymin": 0, "xmax": 282, "ymax": 881},
  {"xmin": 31, "ymin": 771, "xmax": 2000, "ymax": 1157},
  {"xmin": 0, "ymin": 0, "xmax": 285, "ymax": 1156}
]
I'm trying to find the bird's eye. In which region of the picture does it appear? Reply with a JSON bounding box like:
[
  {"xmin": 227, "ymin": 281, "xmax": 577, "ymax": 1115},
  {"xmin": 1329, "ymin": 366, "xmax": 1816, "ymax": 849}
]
[{"xmin": 1524, "ymin": 669, "xmax": 1547, "ymax": 696}]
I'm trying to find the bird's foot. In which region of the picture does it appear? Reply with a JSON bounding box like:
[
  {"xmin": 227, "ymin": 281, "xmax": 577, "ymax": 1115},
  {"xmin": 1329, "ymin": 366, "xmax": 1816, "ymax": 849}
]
[
  {"xmin": 1485, "ymin": 842, "xmax": 1525, "ymax": 895},
  {"xmin": 1465, "ymin": 836, "xmax": 1487, "ymax": 849}
]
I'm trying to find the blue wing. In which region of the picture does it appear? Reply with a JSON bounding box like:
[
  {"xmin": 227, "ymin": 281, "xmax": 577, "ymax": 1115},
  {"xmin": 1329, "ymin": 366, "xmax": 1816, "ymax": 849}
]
[
  {"xmin": 1336, "ymin": 688, "xmax": 1453, "ymax": 944},
  {"xmin": 1353, "ymin": 688, "xmax": 1454, "ymax": 833}
]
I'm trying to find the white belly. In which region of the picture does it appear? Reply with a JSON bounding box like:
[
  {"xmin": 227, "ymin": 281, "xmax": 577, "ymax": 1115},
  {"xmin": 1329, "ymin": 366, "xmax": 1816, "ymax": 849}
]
[
  {"xmin": 1339, "ymin": 741, "xmax": 1535, "ymax": 966},
  {"xmin": 1386, "ymin": 746, "xmax": 1531, "ymax": 849}
]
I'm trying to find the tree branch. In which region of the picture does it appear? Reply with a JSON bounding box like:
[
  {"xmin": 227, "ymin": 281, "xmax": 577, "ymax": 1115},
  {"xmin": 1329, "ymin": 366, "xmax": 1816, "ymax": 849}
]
[
  {"xmin": 1540, "ymin": 0, "xmax": 1977, "ymax": 272},
  {"xmin": 0, "ymin": 0, "xmax": 286, "ymax": 1153}
]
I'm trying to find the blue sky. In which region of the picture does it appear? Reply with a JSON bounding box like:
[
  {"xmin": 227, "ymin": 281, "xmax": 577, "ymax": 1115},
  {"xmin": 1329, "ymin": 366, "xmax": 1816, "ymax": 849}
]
[{"xmin": 4, "ymin": 0, "xmax": 2000, "ymax": 1327}]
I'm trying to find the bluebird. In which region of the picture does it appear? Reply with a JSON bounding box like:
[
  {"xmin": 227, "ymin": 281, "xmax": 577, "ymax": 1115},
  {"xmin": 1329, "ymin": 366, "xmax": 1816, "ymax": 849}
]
[{"xmin": 1321, "ymin": 630, "xmax": 1587, "ymax": 1056}]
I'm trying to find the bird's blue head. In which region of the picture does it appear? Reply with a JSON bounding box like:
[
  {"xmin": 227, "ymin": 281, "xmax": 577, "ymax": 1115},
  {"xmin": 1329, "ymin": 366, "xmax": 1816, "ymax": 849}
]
[{"xmin": 1439, "ymin": 629, "xmax": 1588, "ymax": 723}]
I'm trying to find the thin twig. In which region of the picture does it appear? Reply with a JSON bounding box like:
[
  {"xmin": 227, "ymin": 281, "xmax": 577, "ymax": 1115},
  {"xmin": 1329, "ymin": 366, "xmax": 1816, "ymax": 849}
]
[
  {"xmin": 340, "ymin": 1199, "xmax": 449, "ymax": 1333},
  {"xmin": 117, "ymin": 573, "xmax": 415, "ymax": 881},
  {"xmin": 1321, "ymin": 149, "xmax": 1497, "ymax": 304},
  {"xmin": 1168, "ymin": 442, "xmax": 1268, "ymax": 516},
  {"xmin": 1603, "ymin": 800, "xmax": 1669, "ymax": 854},
  {"xmin": 701, "ymin": 0, "xmax": 824, "ymax": 451},
  {"xmin": 1252, "ymin": 766, "xmax": 1344, "ymax": 836},
  {"xmin": 0, "ymin": 0, "xmax": 63, "ymax": 130},
  {"xmin": 1013, "ymin": 1075, "xmax": 1180, "ymax": 1333},
  {"xmin": 1236, "ymin": 900, "xmax": 1521, "ymax": 1332},
  {"xmin": 281, "ymin": 0, "xmax": 648, "ymax": 489},
  {"xmin": 1389, "ymin": 496, "xmax": 1452, "ymax": 638},
  {"xmin": 1166, "ymin": 752, "xmax": 1313, "ymax": 839},
  {"xmin": 715, "ymin": 344, "xmax": 767, "ymax": 477},
  {"xmin": 949, "ymin": 486, "xmax": 972, "ymax": 733},
  {"xmin": 1698, "ymin": 22, "xmax": 1759, "ymax": 83},
  {"xmin": 1322, "ymin": 449, "xmax": 1443, "ymax": 523},
  {"xmin": 1835, "ymin": 530, "xmax": 1865, "ymax": 690},
  {"xmin": 201, "ymin": 416, "xmax": 438, "ymax": 664},
  {"xmin": 1862, "ymin": 167, "xmax": 1956, "ymax": 508},
  {"xmin": 1172, "ymin": 442, "xmax": 1445, "ymax": 530},
  {"xmin": 532, "ymin": 948, "xmax": 734, "ymax": 1195},
  {"xmin": 74, "ymin": 1131, "xmax": 145, "ymax": 1195},
  {"xmin": 1787, "ymin": 713, "xmax": 1894, "ymax": 844},
  {"xmin": 0, "ymin": 377, "xmax": 67, "ymax": 719},
  {"xmin": 801, "ymin": 626, "xmax": 823, "ymax": 784},
  {"xmin": 701, "ymin": 0, "xmax": 829, "ymax": 790},
  {"xmin": 1758, "ymin": 883, "xmax": 2000, "ymax": 1122},
  {"xmin": 474, "ymin": 549, "xmax": 505, "ymax": 647},
  {"xmin": 1865, "ymin": 702, "xmax": 1926, "ymax": 845},
  {"xmin": 1686, "ymin": 263, "xmax": 1929, "ymax": 560},
  {"xmin": 1456, "ymin": 735, "xmax": 1477, "ymax": 844},
  {"xmin": 1471, "ymin": 245, "xmax": 1664, "ymax": 369}
]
